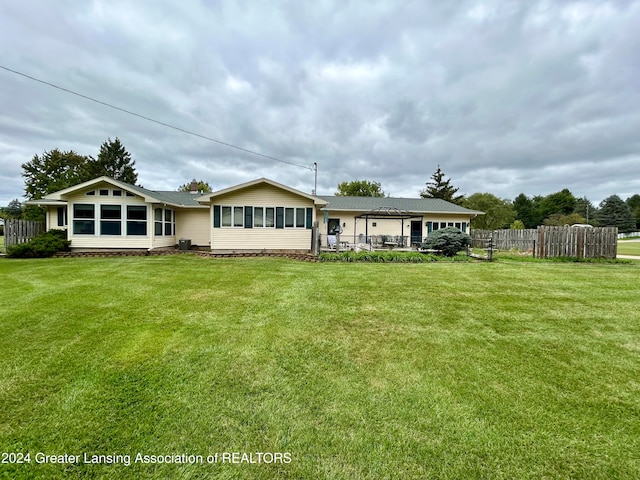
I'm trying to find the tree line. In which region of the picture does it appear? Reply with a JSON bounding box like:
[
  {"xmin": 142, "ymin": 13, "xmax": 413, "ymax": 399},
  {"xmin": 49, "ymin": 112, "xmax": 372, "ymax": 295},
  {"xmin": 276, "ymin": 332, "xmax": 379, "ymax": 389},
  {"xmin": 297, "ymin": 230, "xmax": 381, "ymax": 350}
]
[
  {"xmin": 0, "ymin": 139, "xmax": 211, "ymax": 221},
  {"xmin": 2, "ymin": 152, "xmax": 638, "ymax": 233},
  {"xmin": 335, "ymin": 166, "xmax": 640, "ymax": 233}
]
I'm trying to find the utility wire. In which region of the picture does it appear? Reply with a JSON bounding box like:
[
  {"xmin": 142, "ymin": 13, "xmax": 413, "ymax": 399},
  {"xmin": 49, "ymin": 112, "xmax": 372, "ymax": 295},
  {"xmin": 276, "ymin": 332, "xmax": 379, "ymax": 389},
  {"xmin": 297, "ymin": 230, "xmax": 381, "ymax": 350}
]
[{"xmin": 0, "ymin": 64, "xmax": 313, "ymax": 171}]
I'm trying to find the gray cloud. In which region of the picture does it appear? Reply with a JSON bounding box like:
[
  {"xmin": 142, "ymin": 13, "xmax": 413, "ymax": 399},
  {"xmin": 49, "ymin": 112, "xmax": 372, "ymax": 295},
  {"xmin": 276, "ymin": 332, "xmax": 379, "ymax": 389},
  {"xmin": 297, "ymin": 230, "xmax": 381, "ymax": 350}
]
[{"xmin": 1, "ymin": 0, "xmax": 640, "ymax": 207}]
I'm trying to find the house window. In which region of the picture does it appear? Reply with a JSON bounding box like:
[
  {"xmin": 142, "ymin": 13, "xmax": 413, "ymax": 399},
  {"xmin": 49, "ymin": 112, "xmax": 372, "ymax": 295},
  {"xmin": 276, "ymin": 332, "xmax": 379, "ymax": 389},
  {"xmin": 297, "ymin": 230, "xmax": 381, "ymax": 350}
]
[
  {"xmin": 73, "ymin": 204, "xmax": 95, "ymax": 234},
  {"xmin": 284, "ymin": 207, "xmax": 306, "ymax": 228},
  {"xmin": 250, "ymin": 207, "xmax": 276, "ymax": 228},
  {"xmin": 221, "ymin": 206, "xmax": 232, "ymax": 227},
  {"xmin": 154, "ymin": 208, "xmax": 175, "ymax": 236},
  {"xmin": 57, "ymin": 207, "xmax": 67, "ymax": 227},
  {"xmin": 296, "ymin": 208, "xmax": 305, "ymax": 228},
  {"xmin": 216, "ymin": 205, "xmax": 307, "ymax": 228},
  {"xmin": 126, "ymin": 191, "xmax": 135, "ymax": 197},
  {"xmin": 254, "ymin": 207, "xmax": 264, "ymax": 227},
  {"xmin": 155, "ymin": 208, "xmax": 163, "ymax": 235},
  {"xmin": 126, "ymin": 206, "xmax": 147, "ymax": 235},
  {"xmin": 85, "ymin": 190, "xmax": 95, "ymax": 196},
  {"xmin": 99, "ymin": 189, "xmax": 109, "ymax": 196},
  {"xmin": 113, "ymin": 190, "xmax": 122, "ymax": 197},
  {"xmin": 100, "ymin": 205, "xmax": 122, "ymax": 235},
  {"xmin": 285, "ymin": 208, "xmax": 295, "ymax": 228},
  {"xmin": 164, "ymin": 210, "xmax": 174, "ymax": 235},
  {"xmin": 233, "ymin": 207, "xmax": 243, "ymax": 227},
  {"xmin": 265, "ymin": 207, "xmax": 275, "ymax": 227},
  {"xmin": 219, "ymin": 206, "xmax": 246, "ymax": 228}
]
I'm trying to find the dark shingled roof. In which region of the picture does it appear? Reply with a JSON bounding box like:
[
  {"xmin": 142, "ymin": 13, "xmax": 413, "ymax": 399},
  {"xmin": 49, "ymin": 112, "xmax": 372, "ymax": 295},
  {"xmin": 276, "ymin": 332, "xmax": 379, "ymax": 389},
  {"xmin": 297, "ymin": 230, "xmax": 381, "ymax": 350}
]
[{"xmin": 318, "ymin": 196, "xmax": 483, "ymax": 215}]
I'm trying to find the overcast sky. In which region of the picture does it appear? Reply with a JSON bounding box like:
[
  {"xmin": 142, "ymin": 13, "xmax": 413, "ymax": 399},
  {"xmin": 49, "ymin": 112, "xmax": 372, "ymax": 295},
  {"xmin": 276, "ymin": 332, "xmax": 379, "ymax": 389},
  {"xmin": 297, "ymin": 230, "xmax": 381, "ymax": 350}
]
[{"xmin": 1, "ymin": 0, "xmax": 639, "ymax": 207}]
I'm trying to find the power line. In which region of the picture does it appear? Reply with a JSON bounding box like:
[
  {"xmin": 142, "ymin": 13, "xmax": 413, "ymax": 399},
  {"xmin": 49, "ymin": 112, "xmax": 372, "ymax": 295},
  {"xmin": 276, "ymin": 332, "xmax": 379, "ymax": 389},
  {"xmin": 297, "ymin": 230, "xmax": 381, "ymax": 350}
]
[{"xmin": 0, "ymin": 64, "xmax": 313, "ymax": 171}]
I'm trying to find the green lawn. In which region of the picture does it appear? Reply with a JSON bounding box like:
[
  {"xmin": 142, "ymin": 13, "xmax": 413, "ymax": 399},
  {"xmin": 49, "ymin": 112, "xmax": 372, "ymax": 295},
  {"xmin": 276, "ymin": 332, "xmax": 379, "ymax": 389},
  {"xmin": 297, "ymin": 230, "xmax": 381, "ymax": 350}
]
[
  {"xmin": 1, "ymin": 256, "xmax": 639, "ymax": 479},
  {"xmin": 617, "ymin": 239, "xmax": 640, "ymax": 256},
  {"xmin": 0, "ymin": 236, "xmax": 4, "ymax": 254}
]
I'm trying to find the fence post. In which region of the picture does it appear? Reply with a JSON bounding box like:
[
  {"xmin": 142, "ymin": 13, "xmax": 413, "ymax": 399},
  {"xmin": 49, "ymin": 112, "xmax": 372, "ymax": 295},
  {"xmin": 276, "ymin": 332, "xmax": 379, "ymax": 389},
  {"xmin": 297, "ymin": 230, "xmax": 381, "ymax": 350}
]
[{"xmin": 311, "ymin": 221, "xmax": 319, "ymax": 255}]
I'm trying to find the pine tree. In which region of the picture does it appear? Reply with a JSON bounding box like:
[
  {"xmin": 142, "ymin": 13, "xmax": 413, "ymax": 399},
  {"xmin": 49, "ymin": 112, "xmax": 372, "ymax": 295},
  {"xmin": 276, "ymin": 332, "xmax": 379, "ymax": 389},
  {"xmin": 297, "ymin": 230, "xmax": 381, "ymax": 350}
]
[
  {"xmin": 419, "ymin": 165, "xmax": 464, "ymax": 205},
  {"xmin": 596, "ymin": 195, "xmax": 636, "ymax": 233},
  {"xmin": 89, "ymin": 137, "xmax": 138, "ymax": 184}
]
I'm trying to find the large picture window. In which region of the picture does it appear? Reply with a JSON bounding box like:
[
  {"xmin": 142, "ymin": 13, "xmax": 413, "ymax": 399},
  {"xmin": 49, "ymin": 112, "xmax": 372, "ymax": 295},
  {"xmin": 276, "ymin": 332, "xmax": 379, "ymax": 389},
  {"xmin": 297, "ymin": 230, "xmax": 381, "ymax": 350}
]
[
  {"xmin": 126, "ymin": 206, "xmax": 147, "ymax": 235},
  {"xmin": 73, "ymin": 204, "xmax": 95, "ymax": 234},
  {"xmin": 100, "ymin": 205, "xmax": 122, "ymax": 235}
]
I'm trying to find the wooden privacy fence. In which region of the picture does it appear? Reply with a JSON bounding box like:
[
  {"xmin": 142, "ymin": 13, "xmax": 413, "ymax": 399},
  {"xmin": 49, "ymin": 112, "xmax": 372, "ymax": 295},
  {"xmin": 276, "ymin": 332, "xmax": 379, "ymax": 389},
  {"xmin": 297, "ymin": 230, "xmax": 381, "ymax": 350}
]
[
  {"xmin": 3, "ymin": 219, "xmax": 44, "ymax": 248},
  {"xmin": 471, "ymin": 226, "xmax": 618, "ymax": 259}
]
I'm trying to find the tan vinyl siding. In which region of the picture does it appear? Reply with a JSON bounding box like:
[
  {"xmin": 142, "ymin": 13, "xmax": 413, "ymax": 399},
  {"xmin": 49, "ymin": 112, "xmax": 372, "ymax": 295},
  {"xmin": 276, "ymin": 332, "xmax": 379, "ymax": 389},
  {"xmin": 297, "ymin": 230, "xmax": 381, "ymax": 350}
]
[
  {"xmin": 213, "ymin": 228, "xmax": 312, "ymax": 251},
  {"xmin": 211, "ymin": 183, "xmax": 316, "ymax": 251},
  {"xmin": 46, "ymin": 208, "xmax": 66, "ymax": 232},
  {"xmin": 175, "ymin": 209, "xmax": 210, "ymax": 247}
]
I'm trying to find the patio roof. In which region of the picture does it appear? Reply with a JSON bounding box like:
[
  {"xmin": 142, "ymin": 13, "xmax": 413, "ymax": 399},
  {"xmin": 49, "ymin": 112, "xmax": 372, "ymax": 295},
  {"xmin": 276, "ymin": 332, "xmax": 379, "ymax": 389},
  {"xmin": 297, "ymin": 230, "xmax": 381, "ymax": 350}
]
[{"xmin": 355, "ymin": 206, "xmax": 422, "ymax": 219}]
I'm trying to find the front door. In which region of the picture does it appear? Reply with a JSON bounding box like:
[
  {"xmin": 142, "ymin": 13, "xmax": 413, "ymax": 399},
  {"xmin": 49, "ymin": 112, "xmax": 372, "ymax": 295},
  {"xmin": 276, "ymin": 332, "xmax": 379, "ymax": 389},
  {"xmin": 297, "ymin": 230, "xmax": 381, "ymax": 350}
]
[
  {"xmin": 410, "ymin": 221, "xmax": 423, "ymax": 246},
  {"xmin": 328, "ymin": 218, "xmax": 341, "ymax": 235}
]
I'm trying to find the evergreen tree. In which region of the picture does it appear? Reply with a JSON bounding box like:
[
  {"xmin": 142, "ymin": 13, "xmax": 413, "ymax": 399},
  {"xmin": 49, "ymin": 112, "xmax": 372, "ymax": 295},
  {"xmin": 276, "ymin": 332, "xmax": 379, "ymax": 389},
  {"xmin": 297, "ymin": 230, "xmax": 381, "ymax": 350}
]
[
  {"xmin": 0, "ymin": 199, "xmax": 24, "ymax": 219},
  {"xmin": 513, "ymin": 193, "xmax": 541, "ymax": 228},
  {"xmin": 574, "ymin": 197, "xmax": 597, "ymax": 225},
  {"xmin": 626, "ymin": 194, "xmax": 640, "ymax": 229},
  {"xmin": 420, "ymin": 165, "xmax": 464, "ymax": 205},
  {"xmin": 89, "ymin": 137, "xmax": 138, "ymax": 184},
  {"xmin": 596, "ymin": 195, "xmax": 636, "ymax": 233}
]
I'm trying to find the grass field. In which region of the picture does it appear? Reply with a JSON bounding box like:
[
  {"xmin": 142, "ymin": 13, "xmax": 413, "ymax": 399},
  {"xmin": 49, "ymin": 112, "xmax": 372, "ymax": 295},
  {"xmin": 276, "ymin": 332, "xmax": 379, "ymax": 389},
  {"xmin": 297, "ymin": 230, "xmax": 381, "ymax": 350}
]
[
  {"xmin": 617, "ymin": 239, "xmax": 640, "ymax": 256},
  {"xmin": 1, "ymin": 255, "xmax": 639, "ymax": 479}
]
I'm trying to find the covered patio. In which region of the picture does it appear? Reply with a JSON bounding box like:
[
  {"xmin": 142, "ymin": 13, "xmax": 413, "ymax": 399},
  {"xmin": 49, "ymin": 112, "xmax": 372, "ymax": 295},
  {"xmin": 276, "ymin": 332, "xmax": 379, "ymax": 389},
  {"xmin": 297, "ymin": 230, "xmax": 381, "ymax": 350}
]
[{"xmin": 324, "ymin": 206, "xmax": 425, "ymax": 251}]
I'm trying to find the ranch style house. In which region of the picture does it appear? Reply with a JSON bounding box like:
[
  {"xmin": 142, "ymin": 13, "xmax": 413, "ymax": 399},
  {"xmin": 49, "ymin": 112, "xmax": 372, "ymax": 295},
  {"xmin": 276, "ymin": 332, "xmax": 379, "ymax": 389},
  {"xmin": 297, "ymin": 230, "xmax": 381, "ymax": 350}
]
[{"xmin": 28, "ymin": 176, "xmax": 484, "ymax": 253}]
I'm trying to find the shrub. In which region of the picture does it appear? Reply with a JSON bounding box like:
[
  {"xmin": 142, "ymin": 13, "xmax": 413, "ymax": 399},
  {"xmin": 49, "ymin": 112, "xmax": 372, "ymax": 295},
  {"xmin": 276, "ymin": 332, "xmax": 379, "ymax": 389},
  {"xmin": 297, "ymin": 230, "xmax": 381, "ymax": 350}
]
[
  {"xmin": 6, "ymin": 229, "xmax": 70, "ymax": 258},
  {"xmin": 421, "ymin": 227, "xmax": 471, "ymax": 257}
]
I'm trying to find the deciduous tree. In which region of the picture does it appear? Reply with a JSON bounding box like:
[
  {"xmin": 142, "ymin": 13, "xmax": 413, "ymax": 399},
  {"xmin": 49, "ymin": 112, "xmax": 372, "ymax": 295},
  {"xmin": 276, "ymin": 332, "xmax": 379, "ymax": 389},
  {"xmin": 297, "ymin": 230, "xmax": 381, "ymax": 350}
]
[
  {"xmin": 178, "ymin": 180, "xmax": 213, "ymax": 193},
  {"xmin": 463, "ymin": 192, "xmax": 515, "ymax": 230},
  {"xmin": 335, "ymin": 180, "xmax": 385, "ymax": 197},
  {"xmin": 22, "ymin": 149, "xmax": 91, "ymax": 200}
]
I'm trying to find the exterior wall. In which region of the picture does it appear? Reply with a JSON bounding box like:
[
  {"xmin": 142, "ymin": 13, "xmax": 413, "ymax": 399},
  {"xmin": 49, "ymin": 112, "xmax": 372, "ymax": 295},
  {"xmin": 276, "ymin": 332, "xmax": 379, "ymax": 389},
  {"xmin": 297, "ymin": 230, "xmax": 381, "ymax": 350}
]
[
  {"xmin": 319, "ymin": 210, "xmax": 473, "ymax": 246},
  {"xmin": 210, "ymin": 183, "xmax": 317, "ymax": 252},
  {"xmin": 64, "ymin": 186, "xmax": 152, "ymax": 250},
  {"xmin": 175, "ymin": 209, "xmax": 210, "ymax": 247},
  {"xmin": 46, "ymin": 207, "xmax": 66, "ymax": 232}
]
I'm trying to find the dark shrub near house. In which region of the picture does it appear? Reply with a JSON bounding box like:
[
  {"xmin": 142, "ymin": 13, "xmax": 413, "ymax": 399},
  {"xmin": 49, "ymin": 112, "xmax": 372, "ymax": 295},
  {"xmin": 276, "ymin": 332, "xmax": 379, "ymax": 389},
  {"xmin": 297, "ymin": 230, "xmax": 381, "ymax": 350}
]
[
  {"xmin": 6, "ymin": 229, "xmax": 71, "ymax": 258},
  {"xmin": 421, "ymin": 227, "xmax": 471, "ymax": 256}
]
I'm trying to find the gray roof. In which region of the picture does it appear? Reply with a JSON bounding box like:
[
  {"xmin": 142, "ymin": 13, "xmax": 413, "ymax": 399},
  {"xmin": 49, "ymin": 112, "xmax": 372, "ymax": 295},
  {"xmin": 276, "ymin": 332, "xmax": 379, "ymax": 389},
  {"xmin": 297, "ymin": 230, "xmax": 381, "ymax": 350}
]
[
  {"xmin": 318, "ymin": 195, "xmax": 483, "ymax": 215},
  {"xmin": 86, "ymin": 181, "xmax": 206, "ymax": 207}
]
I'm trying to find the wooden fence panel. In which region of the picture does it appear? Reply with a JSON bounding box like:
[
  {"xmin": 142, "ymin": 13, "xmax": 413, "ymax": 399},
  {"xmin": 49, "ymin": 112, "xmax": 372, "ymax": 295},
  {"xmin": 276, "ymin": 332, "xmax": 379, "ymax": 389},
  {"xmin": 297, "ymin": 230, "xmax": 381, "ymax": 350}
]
[
  {"xmin": 536, "ymin": 226, "xmax": 617, "ymax": 259},
  {"xmin": 471, "ymin": 227, "xmax": 617, "ymax": 259},
  {"xmin": 4, "ymin": 219, "xmax": 44, "ymax": 248}
]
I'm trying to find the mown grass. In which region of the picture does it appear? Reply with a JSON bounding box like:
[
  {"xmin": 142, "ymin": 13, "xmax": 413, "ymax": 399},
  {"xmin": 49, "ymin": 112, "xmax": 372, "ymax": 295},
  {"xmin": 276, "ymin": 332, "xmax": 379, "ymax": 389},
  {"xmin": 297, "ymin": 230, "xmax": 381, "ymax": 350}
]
[
  {"xmin": 617, "ymin": 239, "xmax": 640, "ymax": 256},
  {"xmin": 1, "ymin": 255, "xmax": 639, "ymax": 479}
]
